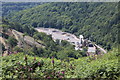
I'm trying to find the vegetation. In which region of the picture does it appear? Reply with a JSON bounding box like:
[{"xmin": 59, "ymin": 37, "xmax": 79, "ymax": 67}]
[
  {"xmin": 1, "ymin": 43, "xmax": 5, "ymax": 53},
  {"xmin": 7, "ymin": 36, "xmax": 18, "ymax": 49},
  {"xmin": 4, "ymin": 2, "xmax": 118, "ymax": 50},
  {"xmin": 1, "ymin": 19, "xmax": 85, "ymax": 59},
  {"xmin": 1, "ymin": 2, "xmax": 119, "ymax": 79},
  {"xmin": 2, "ymin": 2, "xmax": 43, "ymax": 17},
  {"xmin": 1, "ymin": 48, "xmax": 119, "ymax": 79}
]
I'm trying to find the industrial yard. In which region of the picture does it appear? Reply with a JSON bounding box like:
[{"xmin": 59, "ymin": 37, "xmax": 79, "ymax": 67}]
[{"xmin": 35, "ymin": 28, "xmax": 107, "ymax": 55}]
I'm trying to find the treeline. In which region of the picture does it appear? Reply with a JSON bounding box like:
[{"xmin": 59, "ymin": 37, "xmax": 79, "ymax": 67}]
[
  {"xmin": 2, "ymin": 2, "xmax": 43, "ymax": 16},
  {"xmin": 4, "ymin": 2, "xmax": 118, "ymax": 50}
]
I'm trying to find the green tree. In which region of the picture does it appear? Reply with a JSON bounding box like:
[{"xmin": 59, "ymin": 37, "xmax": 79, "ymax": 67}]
[
  {"xmin": 7, "ymin": 36, "xmax": 18, "ymax": 52},
  {"xmin": 1, "ymin": 43, "xmax": 5, "ymax": 54},
  {"xmin": 57, "ymin": 51, "xmax": 68, "ymax": 60}
]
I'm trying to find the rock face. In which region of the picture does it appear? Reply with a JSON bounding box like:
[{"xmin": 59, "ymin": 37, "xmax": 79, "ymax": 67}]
[
  {"xmin": 1, "ymin": 29, "xmax": 45, "ymax": 55},
  {"xmin": 12, "ymin": 29, "xmax": 44, "ymax": 48}
]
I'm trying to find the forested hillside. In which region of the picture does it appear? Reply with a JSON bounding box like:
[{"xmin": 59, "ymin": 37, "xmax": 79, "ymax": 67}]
[
  {"xmin": 2, "ymin": 2, "xmax": 43, "ymax": 16},
  {"xmin": 5, "ymin": 2, "xmax": 119, "ymax": 50},
  {"xmin": 1, "ymin": 2, "xmax": 119, "ymax": 79},
  {"xmin": 1, "ymin": 19, "xmax": 85, "ymax": 59}
]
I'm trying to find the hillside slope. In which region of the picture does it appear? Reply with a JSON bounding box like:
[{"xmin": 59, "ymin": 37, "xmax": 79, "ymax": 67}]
[
  {"xmin": 2, "ymin": 2, "xmax": 43, "ymax": 16},
  {"xmin": 11, "ymin": 29, "xmax": 45, "ymax": 48},
  {"xmin": 1, "ymin": 19, "xmax": 83, "ymax": 59},
  {"xmin": 6, "ymin": 2, "xmax": 118, "ymax": 50}
]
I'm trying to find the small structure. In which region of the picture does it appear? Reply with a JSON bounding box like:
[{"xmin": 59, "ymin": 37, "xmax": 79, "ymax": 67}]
[
  {"xmin": 83, "ymin": 39, "xmax": 88, "ymax": 47},
  {"xmin": 79, "ymin": 35, "xmax": 84, "ymax": 47},
  {"xmin": 79, "ymin": 35, "xmax": 84, "ymax": 44},
  {"xmin": 77, "ymin": 35, "xmax": 96, "ymax": 55},
  {"xmin": 87, "ymin": 43, "xmax": 96, "ymax": 55}
]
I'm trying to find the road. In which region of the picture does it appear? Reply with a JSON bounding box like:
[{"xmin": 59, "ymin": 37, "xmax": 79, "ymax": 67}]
[
  {"xmin": 35, "ymin": 28, "xmax": 79, "ymax": 46},
  {"xmin": 94, "ymin": 44, "xmax": 107, "ymax": 53},
  {"xmin": 35, "ymin": 27, "xmax": 107, "ymax": 54}
]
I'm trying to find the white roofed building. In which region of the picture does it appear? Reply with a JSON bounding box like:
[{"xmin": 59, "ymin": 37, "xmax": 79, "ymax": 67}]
[{"xmin": 87, "ymin": 43, "xmax": 96, "ymax": 56}]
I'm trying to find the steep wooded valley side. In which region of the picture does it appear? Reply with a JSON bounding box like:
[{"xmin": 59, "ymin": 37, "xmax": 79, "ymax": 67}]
[
  {"xmin": 1, "ymin": 2, "xmax": 119, "ymax": 79},
  {"xmin": 3, "ymin": 2, "xmax": 119, "ymax": 50}
]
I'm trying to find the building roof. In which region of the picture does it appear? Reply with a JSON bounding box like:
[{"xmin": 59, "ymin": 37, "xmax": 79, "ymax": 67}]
[{"xmin": 87, "ymin": 46, "xmax": 96, "ymax": 53}]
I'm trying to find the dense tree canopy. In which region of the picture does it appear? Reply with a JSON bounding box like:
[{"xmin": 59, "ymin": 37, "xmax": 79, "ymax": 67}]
[{"xmin": 2, "ymin": 2, "xmax": 43, "ymax": 16}]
